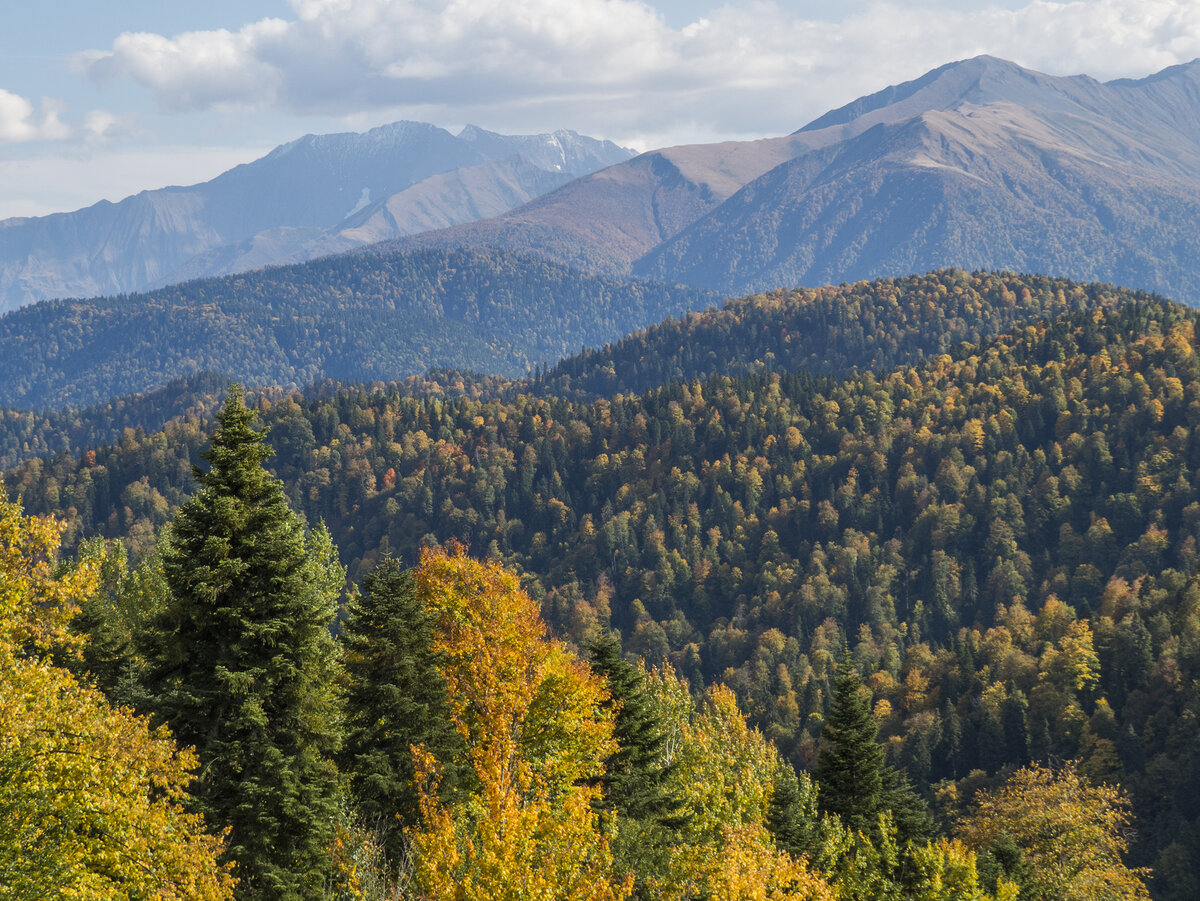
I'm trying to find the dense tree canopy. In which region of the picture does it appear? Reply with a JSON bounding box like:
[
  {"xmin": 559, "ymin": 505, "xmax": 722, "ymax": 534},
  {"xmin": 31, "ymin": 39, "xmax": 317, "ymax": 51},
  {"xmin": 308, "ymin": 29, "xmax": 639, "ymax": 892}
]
[
  {"xmin": 4, "ymin": 270, "xmax": 1192, "ymax": 896},
  {"xmin": 0, "ymin": 489, "xmax": 234, "ymax": 900}
]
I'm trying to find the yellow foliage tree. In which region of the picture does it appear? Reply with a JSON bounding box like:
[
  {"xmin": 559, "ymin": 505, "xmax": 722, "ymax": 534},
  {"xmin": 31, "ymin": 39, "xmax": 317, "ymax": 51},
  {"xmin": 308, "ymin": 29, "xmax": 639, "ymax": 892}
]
[
  {"xmin": 405, "ymin": 544, "xmax": 630, "ymax": 901},
  {"xmin": 642, "ymin": 668, "xmax": 832, "ymax": 900},
  {"xmin": 0, "ymin": 489, "xmax": 235, "ymax": 900},
  {"xmin": 957, "ymin": 762, "xmax": 1150, "ymax": 901},
  {"xmin": 908, "ymin": 838, "xmax": 1017, "ymax": 901},
  {"xmin": 0, "ymin": 488, "xmax": 96, "ymax": 655},
  {"xmin": 704, "ymin": 823, "xmax": 833, "ymax": 901}
]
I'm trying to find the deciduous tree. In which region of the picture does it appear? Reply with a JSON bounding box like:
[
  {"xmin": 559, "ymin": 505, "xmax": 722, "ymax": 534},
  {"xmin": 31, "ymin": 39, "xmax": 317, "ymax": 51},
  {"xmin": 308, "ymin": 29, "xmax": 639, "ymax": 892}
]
[
  {"xmin": 0, "ymin": 488, "xmax": 235, "ymax": 900},
  {"xmin": 957, "ymin": 762, "xmax": 1150, "ymax": 901}
]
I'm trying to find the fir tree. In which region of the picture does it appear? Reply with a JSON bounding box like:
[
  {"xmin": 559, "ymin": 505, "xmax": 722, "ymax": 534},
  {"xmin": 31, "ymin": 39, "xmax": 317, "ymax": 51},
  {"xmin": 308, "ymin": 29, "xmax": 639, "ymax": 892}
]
[
  {"xmin": 586, "ymin": 631, "xmax": 688, "ymax": 897},
  {"xmin": 149, "ymin": 386, "xmax": 344, "ymax": 900},
  {"xmin": 339, "ymin": 558, "xmax": 465, "ymax": 865},
  {"xmin": 816, "ymin": 666, "xmax": 885, "ymax": 836},
  {"xmin": 766, "ymin": 761, "xmax": 826, "ymax": 859}
]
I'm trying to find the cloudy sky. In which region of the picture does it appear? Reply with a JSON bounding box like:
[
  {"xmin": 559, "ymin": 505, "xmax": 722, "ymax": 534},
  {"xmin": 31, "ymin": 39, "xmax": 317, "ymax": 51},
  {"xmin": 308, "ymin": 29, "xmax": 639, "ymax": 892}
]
[{"xmin": 1, "ymin": 0, "xmax": 1198, "ymax": 219}]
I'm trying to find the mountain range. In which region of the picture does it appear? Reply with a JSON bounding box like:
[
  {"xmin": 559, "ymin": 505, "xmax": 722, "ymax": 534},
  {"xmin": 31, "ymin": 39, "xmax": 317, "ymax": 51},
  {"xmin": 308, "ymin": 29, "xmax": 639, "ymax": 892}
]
[
  {"xmin": 5, "ymin": 53, "xmax": 1200, "ymax": 411},
  {"xmin": 387, "ymin": 55, "xmax": 1200, "ymax": 303},
  {"xmin": 0, "ymin": 247, "xmax": 713, "ymax": 410},
  {"xmin": 9, "ymin": 52, "xmax": 1200, "ymax": 900},
  {"xmin": 0, "ymin": 123, "xmax": 633, "ymax": 310}
]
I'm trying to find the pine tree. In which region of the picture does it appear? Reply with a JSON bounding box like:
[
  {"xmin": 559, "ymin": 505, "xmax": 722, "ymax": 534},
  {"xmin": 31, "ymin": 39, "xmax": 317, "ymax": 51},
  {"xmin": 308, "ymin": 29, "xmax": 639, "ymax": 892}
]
[
  {"xmin": 149, "ymin": 386, "xmax": 344, "ymax": 900},
  {"xmin": 339, "ymin": 557, "xmax": 465, "ymax": 865}
]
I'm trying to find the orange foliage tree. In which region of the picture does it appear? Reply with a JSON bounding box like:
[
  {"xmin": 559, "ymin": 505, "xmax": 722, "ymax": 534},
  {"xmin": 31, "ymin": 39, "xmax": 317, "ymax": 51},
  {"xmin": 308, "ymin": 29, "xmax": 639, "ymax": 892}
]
[{"xmin": 405, "ymin": 544, "xmax": 631, "ymax": 901}]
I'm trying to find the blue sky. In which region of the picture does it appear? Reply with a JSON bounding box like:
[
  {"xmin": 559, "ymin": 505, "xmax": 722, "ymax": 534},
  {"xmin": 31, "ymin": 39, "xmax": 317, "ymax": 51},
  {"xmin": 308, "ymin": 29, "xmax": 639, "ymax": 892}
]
[{"xmin": 1, "ymin": 0, "xmax": 1197, "ymax": 218}]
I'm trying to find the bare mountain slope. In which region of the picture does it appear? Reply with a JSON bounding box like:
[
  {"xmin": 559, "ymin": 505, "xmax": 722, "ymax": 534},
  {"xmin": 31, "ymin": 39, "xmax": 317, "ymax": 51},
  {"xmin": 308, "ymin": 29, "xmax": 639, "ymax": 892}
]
[
  {"xmin": 635, "ymin": 56, "xmax": 1200, "ymax": 300},
  {"xmin": 379, "ymin": 134, "xmax": 820, "ymax": 274},
  {"xmin": 161, "ymin": 155, "xmax": 577, "ymax": 283}
]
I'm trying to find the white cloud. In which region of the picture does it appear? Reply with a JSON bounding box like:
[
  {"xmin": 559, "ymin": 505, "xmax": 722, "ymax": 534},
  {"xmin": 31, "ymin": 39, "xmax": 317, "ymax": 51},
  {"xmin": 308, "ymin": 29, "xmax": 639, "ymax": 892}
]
[
  {"xmin": 0, "ymin": 90, "xmax": 72, "ymax": 143},
  {"xmin": 71, "ymin": 0, "xmax": 1200, "ymax": 142}
]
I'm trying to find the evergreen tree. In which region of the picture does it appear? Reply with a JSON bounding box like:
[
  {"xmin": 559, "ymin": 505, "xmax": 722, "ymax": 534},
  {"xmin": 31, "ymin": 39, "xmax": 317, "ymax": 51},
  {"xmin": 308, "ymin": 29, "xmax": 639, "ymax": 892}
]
[
  {"xmin": 766, "ymin": 760, "xmax": 826, "ymax": 860},
  {"xmin": 586, "ymin": 631, "xmax": 688, "ymax": 898},
  {"xmin": 1003, "ymin": 689, "xmax": 1031, "ymax": 766},
  {"xmin": 816, "ymin": 666, "xmax": 886, "ymax": 837},
  {"xmin": 339, "ymin": 557, "xmax": 465, "ymax": 865},
  {"xmin": 149, "ymin": 386, "xmax": 344, "ymax": 900},
  {"xmin": 586, "ymin": 631, "xmax": 685, "ymax": 826},
  {"xmin": 816, "ymin": 665, "xmax": 931, "ymax": 846}
]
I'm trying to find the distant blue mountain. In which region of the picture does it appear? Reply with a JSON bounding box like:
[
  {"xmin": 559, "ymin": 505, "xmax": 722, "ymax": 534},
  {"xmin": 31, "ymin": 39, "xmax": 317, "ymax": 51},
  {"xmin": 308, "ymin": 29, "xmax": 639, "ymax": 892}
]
[{"xmin": 0, "ymin": 123, "xmax": 633, "ymax": 310}]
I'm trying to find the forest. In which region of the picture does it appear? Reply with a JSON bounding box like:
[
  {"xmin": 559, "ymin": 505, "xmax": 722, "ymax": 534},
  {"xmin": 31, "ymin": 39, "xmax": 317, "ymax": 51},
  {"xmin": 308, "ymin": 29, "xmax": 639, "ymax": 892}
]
[
  {"xmin": 0, "ymin": 246, "xmax": 712, "ymax": 410},
  {"xmin": 2, "ymin": 269, "xmax": 1188, "ymax": 898}
]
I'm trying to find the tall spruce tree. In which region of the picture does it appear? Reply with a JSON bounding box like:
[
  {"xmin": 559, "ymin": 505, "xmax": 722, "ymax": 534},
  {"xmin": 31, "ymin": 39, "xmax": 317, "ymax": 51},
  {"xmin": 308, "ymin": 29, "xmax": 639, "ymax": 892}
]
[
  {"xmin": 816, "ymin": 665, "xmax": 931, "ymax": 847},
  {"xmin": 339, "ymin": 558, "xmax": 465, "ymax": 865},
  {"xmin": 586, "ymin": 631, "xmax": 684, "ymax": 825},
  {"xmin": 816, "ymin": 667, "xmax": 886, "ymax": 837},
  {"xmin": 150, "ymin": 387, "xmax": 344, "ymax": 900}
]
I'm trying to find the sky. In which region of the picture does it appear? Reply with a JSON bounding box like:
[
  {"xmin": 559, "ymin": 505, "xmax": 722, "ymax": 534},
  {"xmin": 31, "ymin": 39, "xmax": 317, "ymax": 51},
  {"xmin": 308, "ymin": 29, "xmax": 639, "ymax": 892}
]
[{"xmin": 1, "ymin": 0, "xmax": 1198, "ymax": 219}]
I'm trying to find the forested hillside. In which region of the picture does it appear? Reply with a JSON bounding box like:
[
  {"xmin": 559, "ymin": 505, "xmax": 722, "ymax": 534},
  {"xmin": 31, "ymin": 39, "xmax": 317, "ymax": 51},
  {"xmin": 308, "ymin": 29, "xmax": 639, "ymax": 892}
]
[
  {"xmin": 0, "ymin": 372, "xmax": 232, "ymax": 470},
  {"xmin": 0, "ymin": 269, "xmax": 1139, "ymax": 468},
  {"xmin": 7, "ymin": 271, "xmax": 1200, "ymax": 896},
  {"xmin": 0, "ymin": 247, "xmax": 713, "ymax": 409},
  {"xmin": 541, "ymin": 270, "xmax": 1151, "ymax": 397}
]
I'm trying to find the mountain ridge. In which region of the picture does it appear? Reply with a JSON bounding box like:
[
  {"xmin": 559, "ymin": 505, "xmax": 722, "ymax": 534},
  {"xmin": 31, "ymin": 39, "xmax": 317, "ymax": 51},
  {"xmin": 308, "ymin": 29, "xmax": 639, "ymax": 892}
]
[
  {"xmin": 0, "ymin": 122, "xmax": 633, "ymax": 310},
  {"xmin": 632, "ymin": 56, "xmax": 1200, "ymax": 300}
]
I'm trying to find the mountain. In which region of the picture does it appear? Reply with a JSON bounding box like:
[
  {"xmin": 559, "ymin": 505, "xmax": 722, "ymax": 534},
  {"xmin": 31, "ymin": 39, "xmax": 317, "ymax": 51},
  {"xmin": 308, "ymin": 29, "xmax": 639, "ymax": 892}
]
[
  {"xmin": 0, "ymin": 247, "xmax": 713, "ymax": 410},
  {"xmin": 0, "ymin": 268, "xmax": 1126, "ymax": 469},
  {"xmin": 382, "ymin": 57, "xmax": 1200, "ymax": 305},
  {"xmin": 635, "ymin": 56, "xmax": 1200, "ymax": 300},
  {"xmin": 380, "ymin": 133, "xmax": 822, "ymax": 274},
  {"xmin": 0, "ymin": 123, "xmax": 633, "ymax": 310}
]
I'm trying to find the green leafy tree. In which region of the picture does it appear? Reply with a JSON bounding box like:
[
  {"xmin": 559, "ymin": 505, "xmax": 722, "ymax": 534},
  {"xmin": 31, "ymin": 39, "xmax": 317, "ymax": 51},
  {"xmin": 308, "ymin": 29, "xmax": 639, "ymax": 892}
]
[
  {"xmin": 766, "ymin": 759, "xmax": 828, "ymax": 861},
  {"xmin": 0, "ymin": 488, "xmax": 235, "ymax": 900},
  {"xmin": 149, "ymin": 386, "xmax": 344, "ymax": 900}
]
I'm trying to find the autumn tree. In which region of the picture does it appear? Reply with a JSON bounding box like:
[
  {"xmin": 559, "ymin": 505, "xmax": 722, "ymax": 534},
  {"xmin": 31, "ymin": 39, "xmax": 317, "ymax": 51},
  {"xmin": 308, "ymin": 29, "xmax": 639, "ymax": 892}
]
[
  {"xmin": 0, "ymin": 488, "xmax": 235, "ymax": 900},
  {"xmin": 405, "ymin": 544, "xmax": 631, "ymax": 901},
  {"xmin": 638, "ymin": 665, "xmax": 831, "ymax": 900},
  {"xmin": 148, "ymin": 387, "xmax": 344, "ymax": 899},
  {"xmin": 957, "ymin": 762, "xmax": 1150, "ymax": 901}
]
